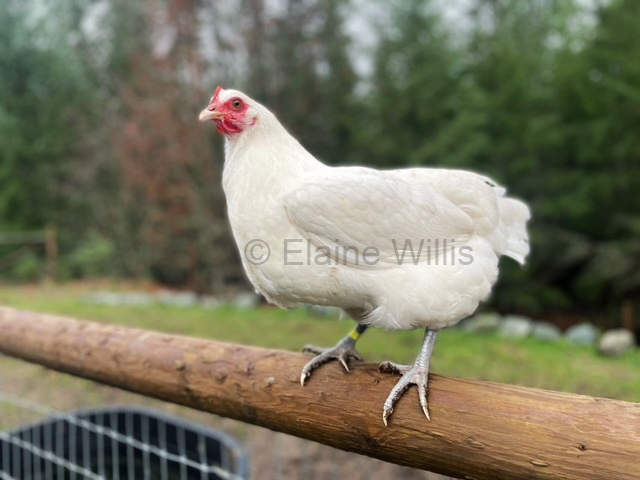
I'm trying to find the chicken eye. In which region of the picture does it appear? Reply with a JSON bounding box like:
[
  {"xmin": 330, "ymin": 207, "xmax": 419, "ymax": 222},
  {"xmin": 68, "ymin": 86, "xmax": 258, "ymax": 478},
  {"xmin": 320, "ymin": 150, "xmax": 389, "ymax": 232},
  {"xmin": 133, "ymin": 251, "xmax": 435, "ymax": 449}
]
[{"xmin": 231, "ymin": 99, "xmax": 243, "ymax": 110}]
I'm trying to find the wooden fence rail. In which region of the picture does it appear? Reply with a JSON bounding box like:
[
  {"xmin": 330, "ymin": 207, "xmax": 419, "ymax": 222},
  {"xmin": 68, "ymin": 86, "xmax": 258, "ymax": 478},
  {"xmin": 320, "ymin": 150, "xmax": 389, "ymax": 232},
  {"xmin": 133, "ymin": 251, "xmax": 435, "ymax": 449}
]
[
  {"xmin": 0, "ymin": 306, "xmax": 638, "ymax": 479},
  {"xmin": 0, "ymin": 227, "xmax": 58, "ymax": 279}
]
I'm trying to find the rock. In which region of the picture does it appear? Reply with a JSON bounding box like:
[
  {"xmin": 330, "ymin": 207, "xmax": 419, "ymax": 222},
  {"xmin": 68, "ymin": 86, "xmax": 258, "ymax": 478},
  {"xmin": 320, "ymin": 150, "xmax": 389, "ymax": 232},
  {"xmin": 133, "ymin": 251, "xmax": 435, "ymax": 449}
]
[
  {"xmin": 232, "ymin": 292, "xmax": 261, "ymax": 309},
  {"xmin": 84, "ymin": 292, "xmax": 120, "ymax": 306},
  {"xmin": 200, "ymin": 295, "xmax": 224, "ymax": 309},
  {"xmin": 598, "ymin": 329, "xmax": 636, "ymax": 357},
  {"xmin": 531, "ymin": 321, "xmax": 562, "ymax": 342},
  {"xmin": 461, "ymin": 313, "xmax": 501, "ymax": 333},
  {"xmin": 565, "ymin": 323, "xmax": 599, "ymax": 346},
  {"xmin": 499, "ymin": 315, "xmax": 533, "ymax": 339},
  {"xmin": 123, "ymin": 292, "xmax": 155, "ymax": 306},
  {"xmin": 157, "ymin": 291, "xmax": 198, "ymax": 308},
  {"xmin": 84, "ymin": 291, "xmax": 154, "ymax": 307}
]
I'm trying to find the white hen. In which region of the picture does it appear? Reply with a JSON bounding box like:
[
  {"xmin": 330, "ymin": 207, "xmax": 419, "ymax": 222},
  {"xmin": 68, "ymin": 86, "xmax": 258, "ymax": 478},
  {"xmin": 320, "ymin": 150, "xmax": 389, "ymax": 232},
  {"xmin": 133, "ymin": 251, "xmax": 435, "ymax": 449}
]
[{"xmin": 199, "ymin": 87, "xmax": 531, "ymax": 425}]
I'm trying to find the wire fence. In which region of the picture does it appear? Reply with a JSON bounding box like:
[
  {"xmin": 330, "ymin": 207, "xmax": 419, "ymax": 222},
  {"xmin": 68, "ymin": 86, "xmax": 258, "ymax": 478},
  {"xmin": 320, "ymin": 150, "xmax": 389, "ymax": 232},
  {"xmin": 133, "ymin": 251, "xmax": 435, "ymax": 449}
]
[{"xmin": 0, "ymin": 394, "xmax": 248, "ymax": 480}]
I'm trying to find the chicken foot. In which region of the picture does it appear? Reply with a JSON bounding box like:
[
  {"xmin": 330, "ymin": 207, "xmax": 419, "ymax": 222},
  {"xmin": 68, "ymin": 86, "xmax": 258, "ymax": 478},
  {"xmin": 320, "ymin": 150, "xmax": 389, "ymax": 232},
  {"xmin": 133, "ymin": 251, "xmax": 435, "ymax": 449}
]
[
  {"xmin": 300, "ymin": 323, "xmax": 368, "ymax": 386},
  {"xmin": 379, "ymin": 328, "xmax": 439, "ymax": 426}
]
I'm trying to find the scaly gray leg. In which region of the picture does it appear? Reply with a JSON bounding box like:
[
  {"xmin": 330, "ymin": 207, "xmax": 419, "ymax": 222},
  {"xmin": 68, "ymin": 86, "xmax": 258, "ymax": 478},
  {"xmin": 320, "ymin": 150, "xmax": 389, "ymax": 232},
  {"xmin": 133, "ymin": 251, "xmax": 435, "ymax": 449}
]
[
  {"xmin": 379, "ymin": 328, "xmax": 439, "ymax": 426},
  {"xmin": 300, "ymin": 323, "xmax": 368, "ymax": 386}
]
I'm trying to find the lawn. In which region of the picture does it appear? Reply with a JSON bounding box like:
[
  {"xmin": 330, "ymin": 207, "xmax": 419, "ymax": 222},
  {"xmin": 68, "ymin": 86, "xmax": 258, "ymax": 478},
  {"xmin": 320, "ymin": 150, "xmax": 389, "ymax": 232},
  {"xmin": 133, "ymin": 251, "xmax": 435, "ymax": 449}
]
[{"xmin": 1, "ymin": 282, "xmax": 639, "ymax": 403}]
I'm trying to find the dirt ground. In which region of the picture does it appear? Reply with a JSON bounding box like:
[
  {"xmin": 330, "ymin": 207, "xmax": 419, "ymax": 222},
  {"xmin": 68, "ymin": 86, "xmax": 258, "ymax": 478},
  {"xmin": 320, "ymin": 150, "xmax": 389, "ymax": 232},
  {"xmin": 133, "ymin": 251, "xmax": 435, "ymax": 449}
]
[{"xmin": 0, "ymin": 355, "xmax": 456, "ymax": 480}]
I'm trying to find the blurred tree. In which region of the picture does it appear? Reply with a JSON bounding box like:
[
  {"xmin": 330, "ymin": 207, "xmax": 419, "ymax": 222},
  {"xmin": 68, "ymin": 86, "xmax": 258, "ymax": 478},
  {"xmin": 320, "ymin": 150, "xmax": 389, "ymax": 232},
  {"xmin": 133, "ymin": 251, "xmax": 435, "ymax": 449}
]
[
  {"xmin": 459, "ymin": 0, "xmax": 640, "ymax": 317},
  {"xmin": 104, "ymin": 0, "xmax": 239, "ymax": 291},
  {"xmin": 462, "ymin": 0, "xmax": 579, "ymax": 313},
  {"xmin": 0, "ymin": 1, "xmax": 93, "ymax": 231},
  {"xmin": 0, "ymin": 0, "xmax": 102, "ymax": 279},
  {"xmin": 357, "ymin": 0, "xmax": 470, "ymax": 168},
  {"xmin": 242, "ymin": 0, "xmax": 358, "ymax": 163},
  {"xmin": 557, "ymin": 0, "xmax": 640, "ymax": 309}
]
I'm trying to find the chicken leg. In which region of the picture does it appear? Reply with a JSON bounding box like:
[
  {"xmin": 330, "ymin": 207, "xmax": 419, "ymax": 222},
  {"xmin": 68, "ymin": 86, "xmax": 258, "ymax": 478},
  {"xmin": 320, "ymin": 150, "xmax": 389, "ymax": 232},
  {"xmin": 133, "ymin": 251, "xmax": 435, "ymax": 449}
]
[
  {"xmin": 300, "ymin": 323, "xmax": 368, "ymax": 386},
  {"xmin": 379, "ymin": 328, "xmax": 439, "ymax": 426}
]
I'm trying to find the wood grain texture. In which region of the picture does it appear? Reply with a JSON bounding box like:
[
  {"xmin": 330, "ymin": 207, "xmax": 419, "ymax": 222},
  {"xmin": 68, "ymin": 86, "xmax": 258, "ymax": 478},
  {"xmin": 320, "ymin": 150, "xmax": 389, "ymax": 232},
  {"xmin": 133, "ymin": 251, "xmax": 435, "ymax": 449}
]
[{"xmin": 0, "ymin": 306, "xmax": 638, "ymax": 479}]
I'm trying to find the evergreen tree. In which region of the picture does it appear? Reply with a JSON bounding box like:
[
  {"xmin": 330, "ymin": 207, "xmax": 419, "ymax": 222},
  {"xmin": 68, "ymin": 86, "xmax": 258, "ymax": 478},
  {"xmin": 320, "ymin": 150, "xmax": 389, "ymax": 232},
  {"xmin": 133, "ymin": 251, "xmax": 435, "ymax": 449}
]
[
  {"xmin": 359, "ymin": 0, "xmax": 468, "ymax": 168},
  {"xmin": 0, "ymin": 1, "xmax": 92, "ymax": 231},
  {"xmin": 243, "ymin": 0, "xmax": 357, "ymax": 163},
  {"xmin": 463, "ymin": 0, "xmax": 578, "ymax": 312},
  {"xmin": 557, "ymin": 0, "xmax": 640, "ymax": 308}
]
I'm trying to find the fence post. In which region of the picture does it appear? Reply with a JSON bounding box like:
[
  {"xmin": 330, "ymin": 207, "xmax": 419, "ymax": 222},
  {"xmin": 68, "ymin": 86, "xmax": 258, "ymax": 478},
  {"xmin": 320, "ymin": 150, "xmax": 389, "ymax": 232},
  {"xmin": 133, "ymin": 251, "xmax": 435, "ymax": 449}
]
[{"xmin": 44, "ymin": 225, "xmax": 58, "ymax": 282}]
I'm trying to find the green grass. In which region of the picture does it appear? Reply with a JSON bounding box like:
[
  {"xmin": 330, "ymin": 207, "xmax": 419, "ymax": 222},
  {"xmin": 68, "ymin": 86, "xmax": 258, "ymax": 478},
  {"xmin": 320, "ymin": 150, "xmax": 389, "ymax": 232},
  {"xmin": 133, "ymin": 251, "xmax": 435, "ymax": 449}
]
[{"xmin": 1, "ymin": 283, "xmax": 639, "ymax": 402}]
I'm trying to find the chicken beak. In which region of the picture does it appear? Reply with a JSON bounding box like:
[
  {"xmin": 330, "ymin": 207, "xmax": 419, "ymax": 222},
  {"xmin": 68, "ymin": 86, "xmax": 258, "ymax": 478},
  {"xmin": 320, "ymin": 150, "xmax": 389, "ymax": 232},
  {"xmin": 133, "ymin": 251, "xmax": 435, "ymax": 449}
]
[{"xmin": 199, "ymin": 107, "xmax": 223, "ymax": 122}]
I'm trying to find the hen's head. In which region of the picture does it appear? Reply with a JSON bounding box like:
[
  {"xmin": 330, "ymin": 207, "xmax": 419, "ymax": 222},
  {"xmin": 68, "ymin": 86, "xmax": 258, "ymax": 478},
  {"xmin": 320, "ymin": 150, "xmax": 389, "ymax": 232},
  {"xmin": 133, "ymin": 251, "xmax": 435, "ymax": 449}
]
[{"xmin": 198, "ymin": 87, "xmax": 259, "ymax": 136}]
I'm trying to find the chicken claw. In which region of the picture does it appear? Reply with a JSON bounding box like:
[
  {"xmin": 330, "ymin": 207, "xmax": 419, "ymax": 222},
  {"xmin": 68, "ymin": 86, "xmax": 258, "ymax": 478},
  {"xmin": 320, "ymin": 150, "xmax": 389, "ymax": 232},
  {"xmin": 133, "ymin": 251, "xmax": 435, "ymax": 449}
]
[
  {"xmin": 379, "ymin": 328, "xmax": 439, "ymax": 426},
  {"xmin": 380, "ymin": 361, "xmax": 431, "ymax": 426},
  {"xmin": 300, "ymin": 325, "xmax": 366, "ymax": 386}
]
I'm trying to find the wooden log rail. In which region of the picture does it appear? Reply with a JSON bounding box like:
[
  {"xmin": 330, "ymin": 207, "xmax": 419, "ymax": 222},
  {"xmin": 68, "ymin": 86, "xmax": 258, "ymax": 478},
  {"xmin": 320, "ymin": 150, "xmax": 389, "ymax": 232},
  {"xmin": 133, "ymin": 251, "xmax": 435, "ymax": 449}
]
[
  {"xmin": 0, "ymin": 306, "xmax": 638, "ymax": 479},
  {"xmin": 0, "ymin": 227, "xmax": 58, "ymax": 280}
]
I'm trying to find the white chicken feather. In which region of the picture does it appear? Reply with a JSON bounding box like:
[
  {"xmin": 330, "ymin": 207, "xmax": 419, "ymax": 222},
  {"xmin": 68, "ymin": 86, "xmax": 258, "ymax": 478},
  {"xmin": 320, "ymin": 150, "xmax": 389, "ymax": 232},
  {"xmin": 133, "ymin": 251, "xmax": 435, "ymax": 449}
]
[{"xmin": 199, "ymin": 87, "xmax": 530, "ymax": 424}]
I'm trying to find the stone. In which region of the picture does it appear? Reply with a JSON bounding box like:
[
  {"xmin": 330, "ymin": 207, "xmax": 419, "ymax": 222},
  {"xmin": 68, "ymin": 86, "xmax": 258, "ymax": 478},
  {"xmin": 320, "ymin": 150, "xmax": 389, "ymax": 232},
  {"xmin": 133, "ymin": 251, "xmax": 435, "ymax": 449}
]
[
  {"xmin": 499, "ymin": 315, "xmax": 533, "ymax": 339},
  {"xmin": 232, "ymin": 292, "xmax": 261, "ymax": 309},
  {"xmin": 531, "ymin": 321, "xmax": 562, "ymax": 342},
  {"xmin": 461, "ymin": 313, "xmax": 501, "ymax": 333},
  {"xmin": 123, "ymin": 292, "xmax": 155, "ymax": 306},
  {"xmin": 199, "ymin": 295, "xmax": 224, "ymax": 309},
  {"xmin": 84, "ymin": 292, "xmax": 120, "ymax": 306},
  {"xmin": 565, "ymin": 323, "xmax": 599, "ymax": 346},
  {"xmin": 159, "ymin": 291, "xmax": 198, "ymax": 308},
  {"xmin": 85, "ymin": 291, "xmax": 154, "ymax": 307},
  {"xmin": 598, "ymin": 329, "xmax": 636, "ymax": 357}
]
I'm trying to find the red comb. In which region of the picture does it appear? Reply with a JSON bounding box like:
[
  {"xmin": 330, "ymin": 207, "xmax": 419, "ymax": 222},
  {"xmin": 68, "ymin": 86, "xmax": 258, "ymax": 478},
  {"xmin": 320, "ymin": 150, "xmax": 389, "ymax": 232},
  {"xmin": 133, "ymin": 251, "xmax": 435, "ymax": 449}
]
[{"xmin": 213, "ymin": 86, "xmax": 224, "ymax": 102}]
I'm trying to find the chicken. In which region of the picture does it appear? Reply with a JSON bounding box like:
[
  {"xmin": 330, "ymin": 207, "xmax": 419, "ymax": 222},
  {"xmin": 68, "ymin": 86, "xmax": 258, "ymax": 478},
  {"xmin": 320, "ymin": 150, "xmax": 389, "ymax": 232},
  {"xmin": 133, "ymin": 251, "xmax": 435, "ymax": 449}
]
[{"xmin": 199, "ymin": 86, "xmax": 531, "ymax": 425}]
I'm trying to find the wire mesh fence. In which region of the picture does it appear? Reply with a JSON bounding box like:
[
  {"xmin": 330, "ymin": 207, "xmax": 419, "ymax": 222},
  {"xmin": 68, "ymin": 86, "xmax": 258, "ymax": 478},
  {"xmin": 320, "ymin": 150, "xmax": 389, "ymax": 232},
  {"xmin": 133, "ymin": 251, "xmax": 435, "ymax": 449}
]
[{"xmin": 0, "ymin": 394, "xmax": 248, "ymax": 480}]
